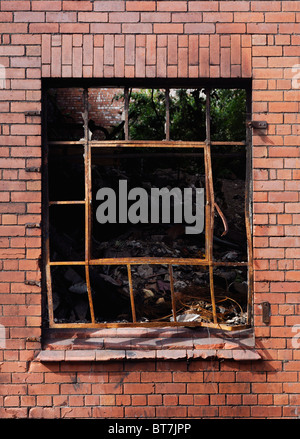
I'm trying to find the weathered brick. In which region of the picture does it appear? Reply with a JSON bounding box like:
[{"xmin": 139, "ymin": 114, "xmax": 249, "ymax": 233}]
[
  {"xmin": 94, "ymin": 1, "xmax": 125, "ymax": 12},
  {"xmin": 63, "ymin": 1, "xmax": 93, "ymax": 11},
  {"xmin": 157, "ymin": 1, "xmax": 187, "ymax": 12}
]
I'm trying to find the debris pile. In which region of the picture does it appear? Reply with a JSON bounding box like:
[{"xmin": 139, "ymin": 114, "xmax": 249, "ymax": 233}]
[
  {"xmin": 132, "ymin": 263, "xmax": 248, "ymax": 325},
  {"xmin": 50, "ymin": 258, "xmax": 248, "ymax": 326}
]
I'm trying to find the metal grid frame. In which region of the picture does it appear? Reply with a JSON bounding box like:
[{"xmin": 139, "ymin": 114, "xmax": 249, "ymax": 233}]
[{"xmin": 43, "ymin": 86, "xmax": 253, "ymax": 331}]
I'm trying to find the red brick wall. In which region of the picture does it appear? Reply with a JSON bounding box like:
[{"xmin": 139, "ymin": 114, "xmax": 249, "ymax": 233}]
[{"xmin": 0, "ymin": 0, "xmax": 300, "ymax": 419}]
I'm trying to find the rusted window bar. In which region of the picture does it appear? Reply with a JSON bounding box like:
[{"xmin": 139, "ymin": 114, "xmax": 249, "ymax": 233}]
[
  {"xmin": 124, "ymin": 87, "xmax": 129, "ymax": 140},
  {"xmin": 48, "ymin": 259, "xmax": 249, "ymax": 267},
  {"xmin": 168, "ymin": 265, "xmax": 177, "ymax": 322},
  {"xmin": 205, "ymin": 89, "xmax": 218, "ymax": 324},
  {"xmin": 127, "ymin": 264, "xmax": 137, "ymax": 323},
  {"xmin": 245, "ymin": 90, "xmax": 253, "ymax": 326},
  {"xmin": 83, "ymin": 88, "xmax": 95, "ymax": 324},
  {"xmin": 42, "ymin": 88, "xmax": 55, "ymax": 328},
  {"xmin": 90, "ymin": 140, "xmax": 206, "ymax": 148},
  {"xmin": 165, "ymin": 88, "xmax": 170, "ymax": 141},
  {"xmin": 49, "ymin": 200, "xmax": 85, "ymax": 205},
  {"xmin": 48, "ymin": 140, "xmax": 245, "ymax": 146},
  {"xmin": 45, "ymin": 86, "xmax": 251, "ymax": 331}
]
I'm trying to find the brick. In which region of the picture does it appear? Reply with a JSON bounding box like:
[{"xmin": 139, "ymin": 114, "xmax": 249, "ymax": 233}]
[
  {"xmin": 174, "ymin": 33, "xmax": 187, "ymax": 47},
  {"xmin": 46, "ymin": 11, "xmax": 76, "ymax": 22},
  {"xmin": 63, "ymin": 1, "xmax": 93, "ymax": 11},
  {"xmin": 157, "ymin": 1, "xmax": 187, "ymax": 12},
  {"xmin": 125, "ymin": 35, "xmax": 135, "ymax": 65},
  {"xmin": 32, "ymin": 1, "xmax": 61, "ymax": 11},
  {"xmin": 94, "ymin": 1, "xmax": 125, "ymax": 12},
  {"xmin": 210, "ymin": 34, "xmax": 220, "ymax": 66},
  {"xmin": 266, "ymin": 12, "xmax": 296, "ymax": 22},
  {"xmin": 127, "ymin": 1, "xmax": 156, "ymax": 12},
  {"xmin": 254, "ymin": 248, "xmax": 285, "ymax": 259},
  {"xmin": 187, "ymin": 383, "xmax": 218, "ymax": 394},
  {"xmin": 217, "ymin": 23, "xmax": 246, "ymax": 33},
  {"xmin": 253, "ymin": 158, "xmax": 284, "ymax": 169},
  {"xmin": 1, "ymin": 1, "xmax": 30, "ymax": 11},
  {"xmin": 10, "ymin": 57, "xmax": 41, "ymax": 69},
  {"xmin": 93, "ymin": 406, "xmax": 124, "ymax": 417},
  {"xmin": 146, "ymin": 35, "xmax": 156, "ymax": 65},
  {"xmin": 136, "ymin": 34, "xmax": 146, "ymax": 47},
  {"xmin": 269, "ymin": 102, "xmax": 298, "ymax": 113},
  {"xmin": 124, "ymin": 383, "xmax": 154, "ymax": 394},
  {"xmin": 14, "ymin": 12, "xmax": 45, "ymax": 22},
  {"xmin": 41, "ymin": 36, "xmax": 51, "ymax": 67},
  {"xmin": 142, "ymin": 372, "xmax": 172, "ymax": 383},
  {"xmin": 173, "ymin": 12, "xmax": 203, "ymax": 22},
  {"xmin": 90, "ymin": 23, "xmax": 121, "ymax": 34},
  {"xmin": 280, "ymin": 23, "xmax": 300, "ymax": 34},
  {"xmin": 221, "ymin": 47, "xmax": 230, "ymax": 78},
  {"xmin": 29, "ymin": 23, "xmax": 59, "ymax": 33},
  {"xmin": 62, "ymin": 34, "xmax": 72, "ymax": 65},
  {"xmin": 254, "ymin": 180, "xmax": 284, "ymax": 191},
  {"xmin": 247, "ymin": 23, "xmax": 278, "ymax": 34},
  {"xmin": 141, "ymin": 12, "xmax": 171, "ymax": 23},
  {"xmin": 156, "ymin": 406, "xmax": 187, "ymax": 418},
  {"xmin": 203, "ymin": 12, "xmax": 233, "ymax": 22},
  {"xmin": 0, "ymin": 46, "xmax": 24, "ymax": 56},
  {"xmin": 231, "ymin": 34, "xmax": 241, "ymax": 65},
  {"xmin": 114, "ymin": 47, "xmax": 125, "ymax": 77},
  {"xmin": 185, "ymin": 23, "xmax": 215, "ymax": 33},
  {"xmin": 254, "ymin": 225, "xmax": 284, "ymax": 237},
  {"xmin": 199, "ymin": 47, "xmax": 209, "ymax": 77},
  {"xmin": 154, "ymin": 23, "xmax": 183, "ymax": 34},
  {"xmin": 93, "ymin": 47, "xmax": 104, "ymax": 77},
  {"xmin": 252, "ymin": 1, "xmax": 281, "ymax": 11},
  {"xmin": 60, "ymin": 23, "xmax": 89, "ymax": 33},
  {"xmin": 235, "ymin": 12, "xmax": 264, "ymax": 22},
  {"xmin": 103, "ymin": 35, "xmax": 114, "ymax": 66},
  {"xmin": 28, "ymin": 384, "xmax": 59, "ymax": 395},
  {"xmin": 50, "ymin": 46, "xmax": 61, "ymax": 77},
  {"xmin": 174, "ymin": 372, "xmax": 204, "ymax": 383},
  {"xmin": 189, "ymin": 35, "xmax": 199, "ymax": 65},
  {"xmin": 178, "ymin": 47, "xmax": 188, "ymax": 77},
  {"xmin": 72, "ymin": 34, "xmax": 82, "ymax": 47},
  {"xmin": 136, "ymin": 47, "xmax": 146, "ymax": 77},
  {"xmin": 11, "ymin": 80, "xmax": 40, "ymax": 90},
  {"xmin": 189, "ymin": 1, "xmax": 218, "ymax": 11},
  {"xmin": 78, "ymin": 12, "xmax": 108, "ymax": 22},
  {"xmin": 72, "ymin": 46, "xmax": 83, "ymax": 78},
  {"xmin": 61, "ymin": 407, "xmax": 91, "ymax": 418}
]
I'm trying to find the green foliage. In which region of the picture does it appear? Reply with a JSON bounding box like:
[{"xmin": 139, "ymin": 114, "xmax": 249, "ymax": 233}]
[
  {"xmin": 126, "ymin": 88, "xmax": 246, "ymax": 142},
  {"xmin": 210, "ymin": 89, "xmax": 247, "ymax": 141},
  {"xmin": 169, "ymin": 88, "xmax": 206, "ymax": 141},
  {"xmin": 128, "ymin": 89, "xmax": 166, "ymax": 140}
]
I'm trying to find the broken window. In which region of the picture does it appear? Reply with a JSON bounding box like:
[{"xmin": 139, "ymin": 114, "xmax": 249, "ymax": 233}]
[{"xmin": 43, "ymin": 84, "xmax": 252, "ymax": 330}]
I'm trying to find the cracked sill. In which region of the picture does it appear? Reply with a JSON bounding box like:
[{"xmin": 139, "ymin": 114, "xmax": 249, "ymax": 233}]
[{"xmin": 36, "ymin": 327, "xmax": 261, "ymax": 362}]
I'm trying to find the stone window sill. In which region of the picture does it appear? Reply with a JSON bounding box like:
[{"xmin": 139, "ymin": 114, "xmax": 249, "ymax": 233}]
[{"xmin": 36, "ymin": 327, "xmax": 261, "ymax": 362}]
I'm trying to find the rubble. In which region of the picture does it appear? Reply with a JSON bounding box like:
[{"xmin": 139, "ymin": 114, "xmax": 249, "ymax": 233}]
[{"xmin": 50, "ymin": 251, "xmax": 248, "ymax": 326}]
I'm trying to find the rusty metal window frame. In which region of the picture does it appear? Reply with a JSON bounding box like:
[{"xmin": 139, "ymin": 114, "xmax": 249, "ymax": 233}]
[{"xmin": 43, "ymin": 86, "xmax": 253, "ymax": 331}]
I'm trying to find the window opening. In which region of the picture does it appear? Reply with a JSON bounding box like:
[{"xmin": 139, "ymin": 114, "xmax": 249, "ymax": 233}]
[{"xmin": 43, "ymin": 85, "xmax": 252, "ymax": 330}]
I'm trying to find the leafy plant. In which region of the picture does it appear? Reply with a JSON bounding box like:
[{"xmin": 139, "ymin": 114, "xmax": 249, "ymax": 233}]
[
  {"xmin": 128, "ymin": 89, "xmax": 166, "ymax": 140},
  {"xmin": 169, "ymin": 88, "xmax": 206, "ymax": 141},
  {"xmin": 125, "ymin": 88, "xmax": 246, "ymax": 142}
]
